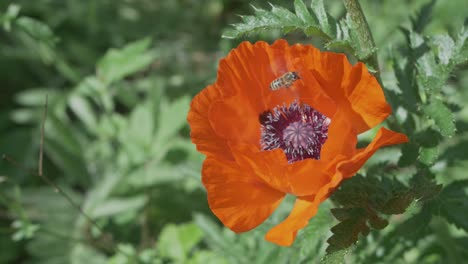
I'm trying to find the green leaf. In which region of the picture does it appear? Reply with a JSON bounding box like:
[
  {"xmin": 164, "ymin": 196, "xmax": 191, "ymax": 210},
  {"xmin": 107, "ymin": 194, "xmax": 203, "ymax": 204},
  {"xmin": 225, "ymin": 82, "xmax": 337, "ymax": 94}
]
[
  {"xmin": 15, "ymin": 17, "xmax": 57, "ymax": 45},
  {"xmin": 398, "ymin": 142, "xmax": 419, "ymax": 167},
  {"xmin": 294, "ymin": 0, "xmax": 317, "ymax": 25},
  {"xmin": 433, "ymin": 34, "xmax": 455, "ymax": 65},
  {"xmin": 193, "ymin": 214, "xmax": 237, "ymax": 254},
  {"xmin": 15, "ymin": 89, "xmax": 57, "ymax": 107},
  {"xmin": 154, "ymin": 96, "xmax": 190, "ymax": 146},
  {"xmin": 222, "ymin": 3, "xmax": 328, "ymax": 40},
  {"xmin": 91, "ymin": 195, "xmax": 147, "ymax": 218},
  {"xmin": 410, "ymin": 172, "xmax": 442, "ymax": 202},
  {"xmin": 187, "ymin": 250, "xmax": 229, "ymax": 264},
  {"xmin": 410, "ymin": 0, "xmax": 436, "ymax": 33},
  {"xmin": 68, "ymin": 95, "xmax": 97, "ymax": 132},
  {"xmin": 327, "ymin": 207, "xmax": 377, "ymax": 253},
  {"xmin": 437, "ymin": 180, "xmax": 468, "ymax": 231},
  {"xmin": 422, "ymin": 99, "xmax": 456, "ymax": 138},
  {"xmin": 1, "ymin": 4, "xmax": 21, "ymax": 31},
  {"xmin": 291, "ymin": 201, "xmax": 333, "ymax": 263},
  {"xmin": 270, "ymin": 4, "xmax": 303, "ymax": 29},
  {"xmin": 311, "ymin": 0, "xmax": 331, "ymax": 36},
  {"xmin": 419, "ymin": 146, "xmax": 439, "ymax": 165},
  {"xmin": 379, "ymin": 191, "xmax": 414, "ymax": 214},
  {"xmin": 157, "ymin": 223, "xmax": 203, "ymax": 262},
  {"xmin": 97, "ymin": 38, "xmax": 155, "ymax": 84},
  {"xmin": 11, "ymin": 220, "xmax": 40, "ymax": 241},
  {"xmin": 126, "ymin": 102, "xmax": 154, "ymax": 148},
  {"xmin": 70, "ymin": 244, "xmax": 107, "ymax": 264},
  {"xmin": 453, "ymin": 26, "xmax": 468, "ymax": 65},
  {"xmin": 321, "ymin": 248, "xmax": 349, "ymax": 264}
]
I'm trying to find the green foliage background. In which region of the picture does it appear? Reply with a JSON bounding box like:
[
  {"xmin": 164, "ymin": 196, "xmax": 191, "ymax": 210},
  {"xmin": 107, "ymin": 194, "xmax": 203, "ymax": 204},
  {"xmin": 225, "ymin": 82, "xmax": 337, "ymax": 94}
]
[{"xmin": 0, "ymin": 0, "xmax": 466, "ymax": 263}]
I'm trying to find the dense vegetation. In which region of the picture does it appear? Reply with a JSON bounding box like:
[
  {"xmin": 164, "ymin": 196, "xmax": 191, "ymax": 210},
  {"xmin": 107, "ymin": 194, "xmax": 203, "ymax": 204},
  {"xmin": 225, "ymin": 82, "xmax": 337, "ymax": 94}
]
[{"xmin": 0, "ymin": 0, "xmax": 467, "ymax": 263}]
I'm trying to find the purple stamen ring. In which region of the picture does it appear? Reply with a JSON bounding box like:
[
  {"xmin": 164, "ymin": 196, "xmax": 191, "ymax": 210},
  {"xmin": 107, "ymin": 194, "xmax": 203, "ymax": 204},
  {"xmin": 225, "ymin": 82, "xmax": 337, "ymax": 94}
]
[{"xmin": 259, "ymin": 101, "xmax": 330, "ymax": 163}]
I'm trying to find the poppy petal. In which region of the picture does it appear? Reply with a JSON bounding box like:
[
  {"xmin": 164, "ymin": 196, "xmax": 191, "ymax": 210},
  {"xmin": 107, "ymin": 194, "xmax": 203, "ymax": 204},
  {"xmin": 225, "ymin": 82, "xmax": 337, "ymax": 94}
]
[
  {"xmin": 209, "ymin": 97, "xmax": 261, "ymax": 146},
  {"xmin": 338, "ymin": 127, "xmax": 409, "ymax": 179},
  {"xmin": 291, "ymin": 43, "xmax": 391, "ymax": 133},
  {"xmin": 286, "ymin": 159, "xmax": 329, "ymax": 196},
  {"xmin": 187, "ymin": 84, "xmax": 233, "ymax": 160},
  {"xmin": 345, "ymin": 63, "xmax": 392, "ymax": 132},
  {"xmin": 231, "ymin": 144, "xmax": 290, "ymax": 193},
  {"xmin": 320, "ymin": 108, "xmax": 357, "ymax": 162},
  {"xmin": 202, "ymin": 157, "xmax": 286, "ymax": 233},
  {"xmin": 265, "ymin": 128, "xmax": 408, "ymax": 246}
]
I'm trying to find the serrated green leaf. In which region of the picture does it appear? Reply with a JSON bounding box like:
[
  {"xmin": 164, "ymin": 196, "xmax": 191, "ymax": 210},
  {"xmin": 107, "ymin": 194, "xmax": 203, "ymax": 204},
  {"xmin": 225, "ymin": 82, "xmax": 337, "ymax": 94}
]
[
  {"xmin": 393, "ymin": 58, "xmax": 419, "ymax": 112},
  {"xmin": 270, "ymin": 4, "xmax": 302, "ymax": 27},
  {"xmin": 433, "ymin": 35, "xmax": 455, "ymax": 65},
  {"xmin": 327, "ymin": 215, "xmax": 368, "ymax": 252},
  {"xmin": 379, "ymin": 192, "xmax": 414, "ymax": 214},
  {"xmin": 415, "ymin": 128, "xmax": 442, "ymax": 147},
  {"xmin": 410, "ymin": 173, "xmax": 442, "ymax": 202},
  {"xmin": 437, "ymin": 180, "xmax": 468, "ymax": 231},
  {"xmin": 454, "ymin": 26, "xmax": 468, "ymax": 64},
  {"xmin": 294, "ymin": 0, "xmax": 317, "ymax": 25},
  {"xmin": 311, "ymin": 0, "xmax": 333, "ymax": 36},
  {"xmin": 411, "ymin": 0, "xmax": 436, "ymax": 33},
  {"xmin": 398, "ymin": 142, "xmax": 419, "ymax": 167},
  {"xmin": 291, "ymin": 201, "xmax": 333, "ymax": 263},
  {"xmin": 368, "ymin": 214, "xmax": 388, "ymax": 230},
  {"xmin": 321, "ymin": 249, "xmax": 349, "ymax": 264},
  {"xmin": 331, "ymin": 208, "xmax": 355, "ymax": 221},
  {"xmin": 422, "ymin": 99, "xmax": 456, "ymax": 137},
  {"xmin": 324, "ymin": 40, "xmax": 355, "ymax": 54}
]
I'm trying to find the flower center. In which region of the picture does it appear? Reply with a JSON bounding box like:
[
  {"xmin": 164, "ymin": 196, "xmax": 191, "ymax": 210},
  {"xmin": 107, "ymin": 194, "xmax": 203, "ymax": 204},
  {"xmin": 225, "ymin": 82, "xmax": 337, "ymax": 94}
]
[{"xmin": 259, "ymin": 101, "xmax": 330, "ymax": 163}]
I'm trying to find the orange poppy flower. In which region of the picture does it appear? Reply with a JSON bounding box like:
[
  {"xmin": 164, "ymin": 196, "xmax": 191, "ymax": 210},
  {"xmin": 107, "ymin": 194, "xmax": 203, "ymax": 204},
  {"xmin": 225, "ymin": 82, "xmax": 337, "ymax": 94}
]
[{"xmin": 187, "ymin": 40, "xmax": 408, "ymax": 246}]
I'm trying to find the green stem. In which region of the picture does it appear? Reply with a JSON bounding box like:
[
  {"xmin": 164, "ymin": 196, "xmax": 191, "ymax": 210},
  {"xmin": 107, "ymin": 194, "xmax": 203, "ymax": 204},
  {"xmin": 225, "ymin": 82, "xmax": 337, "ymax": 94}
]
[{"xmin": 343, "ymin": 0, "xmax": 380, "ymax": 79}]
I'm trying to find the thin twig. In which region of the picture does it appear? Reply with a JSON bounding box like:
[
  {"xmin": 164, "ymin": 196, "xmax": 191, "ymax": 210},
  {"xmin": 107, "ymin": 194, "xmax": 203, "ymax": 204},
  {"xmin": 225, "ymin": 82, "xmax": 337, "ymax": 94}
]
[
  {"xmin": 39, "ymin": 95, "xmax": 47, "ymax": 177},
  {"xmin": 3, "ymin": 96, "xmax": 132, "ymax": 258}
]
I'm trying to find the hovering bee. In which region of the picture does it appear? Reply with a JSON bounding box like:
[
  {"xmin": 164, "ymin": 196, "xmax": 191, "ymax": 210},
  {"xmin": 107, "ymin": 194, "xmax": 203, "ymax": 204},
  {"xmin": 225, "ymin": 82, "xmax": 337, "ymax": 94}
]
[{"xmin": 269, "ymin": 71, "xmax": 300, "ymax": 91}]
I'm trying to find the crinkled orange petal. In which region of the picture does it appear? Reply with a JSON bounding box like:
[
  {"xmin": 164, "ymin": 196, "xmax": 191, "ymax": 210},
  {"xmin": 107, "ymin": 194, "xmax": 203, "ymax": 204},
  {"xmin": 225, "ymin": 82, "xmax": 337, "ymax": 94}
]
[
  {"xmin": 265, "ymin": 127, "xmax": 408, "ymax": 246},
  {"xmin": 338, "ymin": 127, "xmax": 409, "ymax": 179},
  {"xmin": 286, "ymin": 159, "xmax": 329, "ymax": 196},
  {"xmin": 231, "ymin": 144, "xmax": 290, "ymax": 193},
  {"xmin": 202, "ymin": 156, "xmax": 286, "ymax": 233},
  {"xmin": 264, "ymin": 195, "xmax": 320, "ymax": 246},
  {"xmin": 320, "ymin": 108, "xmax": 357, "ymax": 162},
  {"xmin": 187, "ymin": 84, "xmax": 233, "ymax": 160},
  {"xmin": 291, "ymin": 42, "xmax": 391, "ymax": 133},
  {"xmin": 209, "ymin": 97, "xmax": 261, "ymax": 146},
  {"xmin": 344, "ymin": 63, "xmax": 392, "ymax": 132}
]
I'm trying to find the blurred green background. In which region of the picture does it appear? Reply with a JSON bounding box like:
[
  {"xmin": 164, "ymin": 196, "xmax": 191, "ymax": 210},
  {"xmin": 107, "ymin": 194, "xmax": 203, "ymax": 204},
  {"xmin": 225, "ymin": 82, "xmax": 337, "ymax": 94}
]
[{"xmin": 0, "ymin": 0, "xmax": 466, "ymax": 263}]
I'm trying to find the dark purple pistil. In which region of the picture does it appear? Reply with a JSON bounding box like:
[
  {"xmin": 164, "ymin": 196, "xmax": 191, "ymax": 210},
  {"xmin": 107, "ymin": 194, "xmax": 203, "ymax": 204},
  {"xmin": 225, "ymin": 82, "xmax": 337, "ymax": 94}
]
[{"xmin": 259, "ymin": 101, "xmax": 330, "ymax": 163}]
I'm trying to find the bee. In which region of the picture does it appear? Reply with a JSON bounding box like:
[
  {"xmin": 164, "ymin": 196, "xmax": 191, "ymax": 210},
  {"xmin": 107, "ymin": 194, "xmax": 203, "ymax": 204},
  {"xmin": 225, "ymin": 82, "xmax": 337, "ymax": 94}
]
[{"xmin": 269, "ymin": 71, "xmax": 300, "ymax": 91}]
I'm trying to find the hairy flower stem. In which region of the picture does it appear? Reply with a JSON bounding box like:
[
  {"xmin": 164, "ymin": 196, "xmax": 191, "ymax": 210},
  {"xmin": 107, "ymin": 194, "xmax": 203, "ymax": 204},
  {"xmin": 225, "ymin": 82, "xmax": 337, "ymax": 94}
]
[
  {"xmin": 344, "ymin": 0, "xmax": 405, "ymax": 132},
  {"xmin": 343, "ymin": 0, "xmax": 380, "ymax": 80}
]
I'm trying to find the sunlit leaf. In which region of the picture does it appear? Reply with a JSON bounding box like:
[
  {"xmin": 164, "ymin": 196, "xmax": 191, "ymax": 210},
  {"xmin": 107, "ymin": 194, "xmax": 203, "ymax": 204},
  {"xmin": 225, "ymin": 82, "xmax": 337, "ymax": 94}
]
[
  {"xmin": 97, "ymin": 38, "xmax": 155, "ymax": 84},
  {"xmin": 422, "ymin": 99, "xmax": 456, "ymax": 138},
  {"xmin": 157, "ymin": 223, "xmax": 204, "ymax": 262}
]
